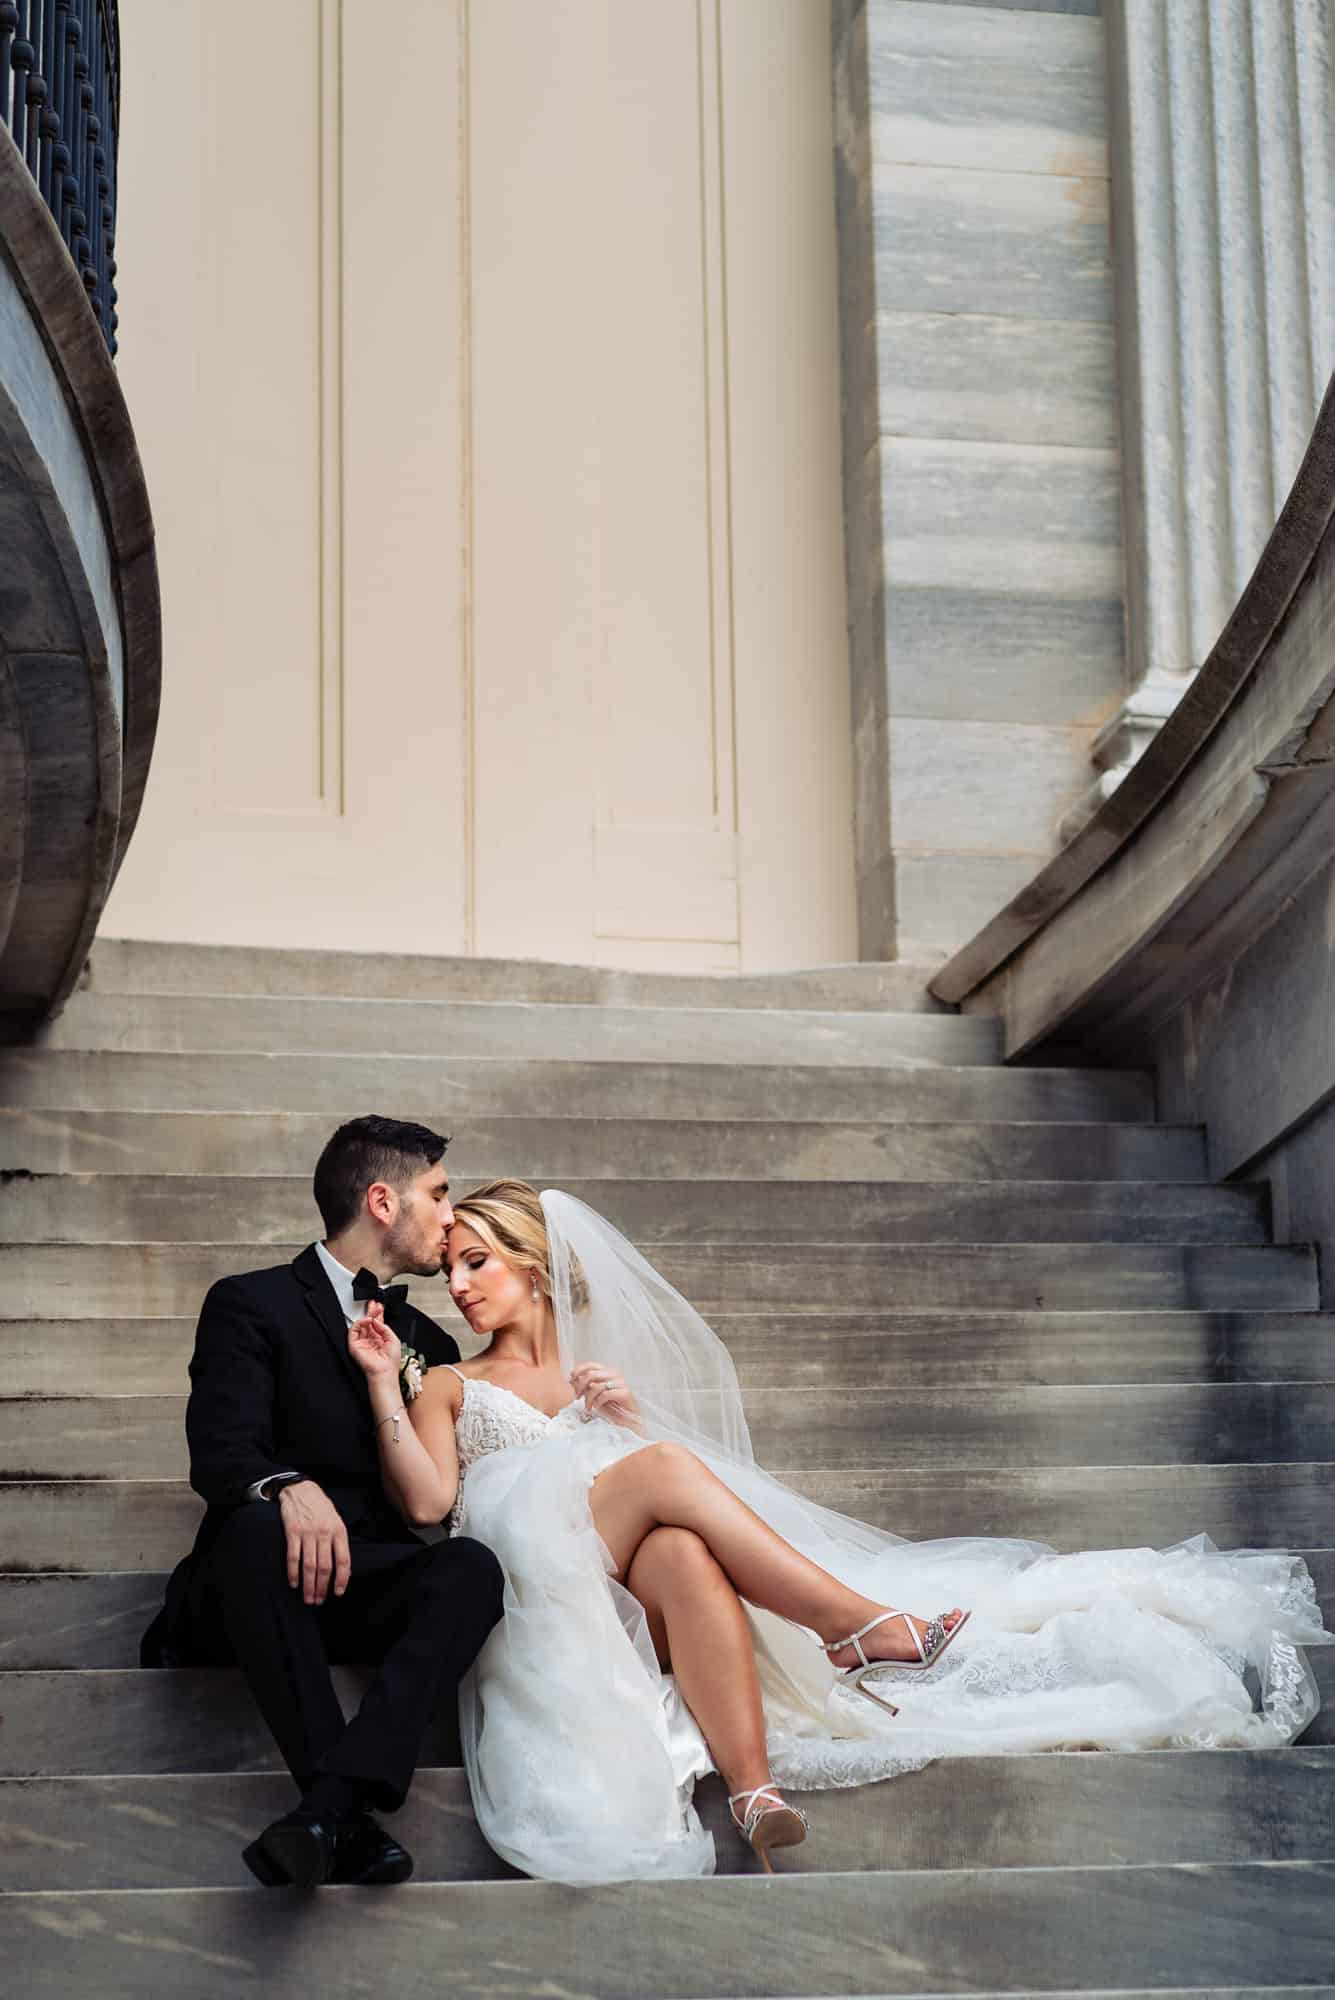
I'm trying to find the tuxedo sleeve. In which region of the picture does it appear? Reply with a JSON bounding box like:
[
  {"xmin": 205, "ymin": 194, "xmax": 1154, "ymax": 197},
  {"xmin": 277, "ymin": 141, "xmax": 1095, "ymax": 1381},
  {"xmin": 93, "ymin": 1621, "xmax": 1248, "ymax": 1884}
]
[{"xmin": 186, "ymin": 1278, "xmax": 292, "ymax": 1511}]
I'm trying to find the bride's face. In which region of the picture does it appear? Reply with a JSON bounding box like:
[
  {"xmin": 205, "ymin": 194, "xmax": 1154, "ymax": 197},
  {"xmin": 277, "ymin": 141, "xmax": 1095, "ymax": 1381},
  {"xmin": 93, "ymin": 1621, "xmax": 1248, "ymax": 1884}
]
[{"xmin": 446, "ymin": 1221, "xmax": 532, "ymax": 1335}]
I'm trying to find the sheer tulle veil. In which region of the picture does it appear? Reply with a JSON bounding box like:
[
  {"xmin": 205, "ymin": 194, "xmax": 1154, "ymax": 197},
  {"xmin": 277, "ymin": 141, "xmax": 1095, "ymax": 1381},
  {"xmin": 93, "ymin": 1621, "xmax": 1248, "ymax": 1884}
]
[{"xmin": 540, "ymin": 1187, "xmax": 1041, "ymax": 1590}]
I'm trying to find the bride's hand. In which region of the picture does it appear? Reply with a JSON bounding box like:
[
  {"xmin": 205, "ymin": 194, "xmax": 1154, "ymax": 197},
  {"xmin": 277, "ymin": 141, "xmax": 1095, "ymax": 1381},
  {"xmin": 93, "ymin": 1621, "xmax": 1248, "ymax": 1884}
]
[
  {"xmin": 571, "ymin": 1364, "xmax": 642, "ymax": 1431},
  {"xmin": 348, "ymin": 1301, "xmax": 403, "ymax": 1380}
]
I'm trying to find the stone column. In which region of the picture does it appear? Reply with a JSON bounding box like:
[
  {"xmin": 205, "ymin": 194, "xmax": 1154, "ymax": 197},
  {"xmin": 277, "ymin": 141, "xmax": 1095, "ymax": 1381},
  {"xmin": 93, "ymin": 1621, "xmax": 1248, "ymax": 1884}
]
[{"xmin": 1072, "ymin": 0, "xmax": 1335, "ymax": 830}]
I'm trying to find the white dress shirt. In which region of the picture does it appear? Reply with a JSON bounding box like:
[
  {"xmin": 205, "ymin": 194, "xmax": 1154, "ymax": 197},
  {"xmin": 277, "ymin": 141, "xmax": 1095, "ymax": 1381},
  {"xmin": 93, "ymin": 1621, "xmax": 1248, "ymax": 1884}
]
[{"xmin": 245, "ymin": 1242, "xmax": 365, "ymax": 1502}]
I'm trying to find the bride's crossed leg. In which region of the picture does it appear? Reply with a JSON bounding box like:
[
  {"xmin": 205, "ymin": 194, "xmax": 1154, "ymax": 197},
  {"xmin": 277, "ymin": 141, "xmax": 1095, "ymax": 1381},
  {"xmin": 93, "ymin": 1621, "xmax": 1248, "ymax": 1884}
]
[{"xmin": 590, "ymin": 1440, "xmax": 963, "ymax": 1850}]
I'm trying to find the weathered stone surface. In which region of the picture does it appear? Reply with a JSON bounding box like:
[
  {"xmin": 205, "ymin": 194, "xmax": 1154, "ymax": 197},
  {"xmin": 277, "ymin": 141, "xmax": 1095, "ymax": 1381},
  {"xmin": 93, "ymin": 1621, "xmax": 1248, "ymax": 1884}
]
[
  {"xmin": 6, "ymin": 1463, "xmax": 1332, "ymax": 1571},
  {"xmin": 874, "ymin": 162, "xmax": 1111, "ymax": 325},
  {"xmin": 0, "ymin": 123, "xmax": 160, "ymax": 1029},
  {"xmin": 6, "ymin": 1751, "xmax": 1335, "ymax": 1890},
  {"xmin": 890, "ymin": 719, "xmax": 1098, "ymax": 855},
  {"xmin": 9, "ymin": 1381, "xmax": 1331, "ymax": 1483},
  {"xmin": 933, "ymin": 383, "xmax": 1335, "ymax": 1013},
  {"xmin": 41, "ymin": 990, "xmax": 1000, "ymax": 1068},
  {"xmin": 881, "ymin": 437, "xmax": 1122, "ymax": 603},
  {"xmin": 0, "ymin": 1666, "xmax": 459, "ymax": 1777},
  {"xmin": 1, "ymin": 1240, "xmax": 1315, "ymax": 1320},
  {"xmin": 80, "ymin": 940, "xmax": 949, "ymax": 1012},
  {"xmin": 896, "ymin": 853, "xmax": 1056, "ymax": 961},
  {"xmin": 868, "ymin": 0, "xmax": 1105, "ymax": 178},
  {"xmin": 8, "ymin": 1540, "xmax": 1334, "ymax": 1669},
  {"xmin": 877, "ymin": 311, "xmax": 1118, "ymax": 451},
  {"xmin": 4, "ymin": 1306, "xmax": 1322, "ymax": 1401},
  {"xmin": 2, "ymin": 1864, "xmax": 1333, "ymax": 1998},
  {"xmin": 0, "ymin": 1173, "xmax": 1269, "ymax": 1248},
  {"xmin": 0, "ymin": 1048, "xmax": 1156, "ymax": 1121},
  {"xmin": 881, "ymin": 581, "xmax": 1124, "ymax": 727},
  {"xmin": 0, "ymin": 1105, "xmax": 1207, "ymax": 1182}
]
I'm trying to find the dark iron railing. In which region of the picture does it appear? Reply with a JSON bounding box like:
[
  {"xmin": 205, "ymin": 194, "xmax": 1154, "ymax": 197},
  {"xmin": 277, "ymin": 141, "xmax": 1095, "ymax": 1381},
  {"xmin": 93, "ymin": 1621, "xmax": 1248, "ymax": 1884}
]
[{"xmin": 0, "ymin": 0, "xmax": 118, "ymax": 351}]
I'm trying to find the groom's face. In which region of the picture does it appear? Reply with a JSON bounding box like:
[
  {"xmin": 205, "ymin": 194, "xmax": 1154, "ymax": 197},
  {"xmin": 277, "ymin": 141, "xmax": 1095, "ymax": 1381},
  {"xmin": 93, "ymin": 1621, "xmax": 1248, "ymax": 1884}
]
[{"xmin": 384, "ymin": 1161, "xmax": 455, "ymax": 1277}]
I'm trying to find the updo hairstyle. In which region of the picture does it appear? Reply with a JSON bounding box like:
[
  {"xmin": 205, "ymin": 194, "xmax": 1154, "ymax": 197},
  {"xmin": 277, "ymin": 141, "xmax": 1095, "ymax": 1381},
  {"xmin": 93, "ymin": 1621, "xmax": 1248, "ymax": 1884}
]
[{"xmin": 451, "ymin": 1179, "xmax": 588, "ymax": 1308}]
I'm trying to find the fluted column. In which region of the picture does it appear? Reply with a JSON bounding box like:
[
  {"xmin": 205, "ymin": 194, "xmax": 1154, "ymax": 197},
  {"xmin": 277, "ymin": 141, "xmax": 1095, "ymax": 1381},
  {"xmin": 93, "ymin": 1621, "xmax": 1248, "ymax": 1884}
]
[{"xmin": 1072, "ymin": 0, "xmax": 1334, "ymax": 831}]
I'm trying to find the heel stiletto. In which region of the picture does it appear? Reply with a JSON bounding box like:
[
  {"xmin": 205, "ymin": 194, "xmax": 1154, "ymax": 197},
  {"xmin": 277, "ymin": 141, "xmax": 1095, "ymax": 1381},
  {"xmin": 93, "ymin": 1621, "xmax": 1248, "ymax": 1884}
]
[
  {"xmin": 728, "ymin": 1786, "xmax": 808, "ymax": 1874},
  {"xmin": 823, "ymin": 1607, "xmax": 971, "ymax": 1715}
]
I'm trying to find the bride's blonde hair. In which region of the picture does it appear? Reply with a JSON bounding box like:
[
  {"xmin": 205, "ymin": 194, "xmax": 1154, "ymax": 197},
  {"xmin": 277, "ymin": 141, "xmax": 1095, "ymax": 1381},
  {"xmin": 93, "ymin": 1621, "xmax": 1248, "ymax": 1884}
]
[{"xmin": 451, "ymin": 1179, "xmax": 587, "ymax": 1306}]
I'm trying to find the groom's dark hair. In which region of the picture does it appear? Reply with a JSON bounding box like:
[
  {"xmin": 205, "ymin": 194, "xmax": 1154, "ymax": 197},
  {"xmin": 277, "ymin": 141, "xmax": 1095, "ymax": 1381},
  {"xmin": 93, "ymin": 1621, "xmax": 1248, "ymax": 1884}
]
[{"xmin": 313, "ymin": 1116, "xmax": 450, "ymax": 1235}]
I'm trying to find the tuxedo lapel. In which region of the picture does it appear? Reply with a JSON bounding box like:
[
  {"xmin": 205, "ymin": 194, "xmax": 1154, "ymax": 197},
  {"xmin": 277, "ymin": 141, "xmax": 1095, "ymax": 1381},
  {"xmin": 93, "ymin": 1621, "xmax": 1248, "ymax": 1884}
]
[{"xmin": 292, "ymin": 1244, "xmax": 367, "ymax": 1398}]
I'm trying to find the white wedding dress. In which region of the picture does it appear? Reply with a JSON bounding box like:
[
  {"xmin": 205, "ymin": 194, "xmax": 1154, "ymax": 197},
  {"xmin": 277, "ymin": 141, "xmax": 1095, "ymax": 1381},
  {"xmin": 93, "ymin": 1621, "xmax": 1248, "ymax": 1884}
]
[{"xmin": 445, "ymin": 1194, "xmax": 1327, "ymax": 1886}]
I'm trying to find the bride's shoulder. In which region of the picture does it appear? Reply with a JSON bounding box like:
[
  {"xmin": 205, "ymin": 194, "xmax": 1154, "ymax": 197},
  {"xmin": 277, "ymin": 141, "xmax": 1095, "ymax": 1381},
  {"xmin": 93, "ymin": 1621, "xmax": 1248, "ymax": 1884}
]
[{"xmin": 419, "ymin": 1359, "xmax": 471, "ymax": 1410}]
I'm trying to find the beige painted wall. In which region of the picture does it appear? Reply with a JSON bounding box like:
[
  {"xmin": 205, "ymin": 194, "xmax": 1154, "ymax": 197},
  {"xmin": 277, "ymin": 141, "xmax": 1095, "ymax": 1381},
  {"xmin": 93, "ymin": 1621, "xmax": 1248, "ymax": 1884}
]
[{"xmin": 101, "ymin": 0, "xmax": 857, "ymax": 973}]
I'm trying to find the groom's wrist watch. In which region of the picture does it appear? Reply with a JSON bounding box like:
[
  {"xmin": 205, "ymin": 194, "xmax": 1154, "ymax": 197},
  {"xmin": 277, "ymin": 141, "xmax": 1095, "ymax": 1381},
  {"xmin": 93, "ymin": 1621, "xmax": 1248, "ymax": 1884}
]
[{"xmin": 249, "ymin": 1470, "xmax": 305, "ymax": 1502}]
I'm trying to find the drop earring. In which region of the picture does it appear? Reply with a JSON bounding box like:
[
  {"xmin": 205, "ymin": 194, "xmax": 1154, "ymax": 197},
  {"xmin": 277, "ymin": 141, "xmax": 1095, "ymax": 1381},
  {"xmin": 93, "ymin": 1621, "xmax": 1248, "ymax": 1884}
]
[{"xmin": 531, "ymin": 1275, "xmax": 540, "ymax": 1302}]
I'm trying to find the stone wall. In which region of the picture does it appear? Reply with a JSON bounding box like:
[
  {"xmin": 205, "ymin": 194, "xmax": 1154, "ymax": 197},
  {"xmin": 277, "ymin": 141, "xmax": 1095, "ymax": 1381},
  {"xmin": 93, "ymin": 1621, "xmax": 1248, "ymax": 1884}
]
[{"xmin": 835, "ymin": 0, "xmax": 1124, "ymax": 961}]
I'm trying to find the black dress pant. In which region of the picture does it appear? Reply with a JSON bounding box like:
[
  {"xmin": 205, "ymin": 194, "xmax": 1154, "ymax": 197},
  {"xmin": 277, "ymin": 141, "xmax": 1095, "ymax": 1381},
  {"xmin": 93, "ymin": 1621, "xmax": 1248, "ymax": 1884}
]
[{"xmin": 183, "ymin": 1501, "xmax": 503, "ymax": 1810}]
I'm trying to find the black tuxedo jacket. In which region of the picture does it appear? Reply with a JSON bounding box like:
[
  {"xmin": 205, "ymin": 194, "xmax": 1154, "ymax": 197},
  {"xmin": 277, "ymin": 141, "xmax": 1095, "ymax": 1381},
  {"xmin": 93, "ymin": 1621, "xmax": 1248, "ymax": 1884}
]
[{"xmin": 141, "ymin": 1245, "xmax": 460, "ymax": 1664}]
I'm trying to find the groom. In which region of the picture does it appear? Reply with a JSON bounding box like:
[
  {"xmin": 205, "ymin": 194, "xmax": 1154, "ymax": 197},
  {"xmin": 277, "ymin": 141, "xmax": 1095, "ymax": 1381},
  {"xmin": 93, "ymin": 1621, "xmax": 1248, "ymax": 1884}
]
[{"xmin": 141, "ymin": 1115, "xmax": 503, "ymax": 1888}]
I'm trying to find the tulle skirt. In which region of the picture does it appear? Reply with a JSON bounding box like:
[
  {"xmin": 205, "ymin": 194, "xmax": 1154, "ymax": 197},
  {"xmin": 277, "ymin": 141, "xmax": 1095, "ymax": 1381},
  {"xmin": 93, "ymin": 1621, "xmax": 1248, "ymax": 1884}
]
[{"xmin": 455, "ymin": 1417, "xmax": 1326, "ymax": 1884}]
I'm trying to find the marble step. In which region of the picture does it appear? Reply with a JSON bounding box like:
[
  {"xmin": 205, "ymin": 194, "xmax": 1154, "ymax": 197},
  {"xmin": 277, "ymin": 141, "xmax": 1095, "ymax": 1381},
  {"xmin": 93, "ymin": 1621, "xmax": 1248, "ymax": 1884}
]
[
  {"xmin": 0, "ymin": 1174, "xmax": 1270, "ymax": 1248},
  {"xmin": 83, "ymin": 938, "xmax": 953, "ymax": 1013},
  {"xmin": 0, "ymin": 1241, "xmax": 1315, "ymax": 1320},
  {"xmin": 9, "ymin": 1549, "xmax": 1334, "ymax": 1671},
  {"xmin": 0, "ymin": 1106, "xmax": 1208, "ymax": 1181},
  {"xmin": 0, "ymin": 1666, "xmax": 457, "ymax": 1777},
  {"xmin": 4, "ymin": 1309, "xmax": 1327, "ymax": 1399},
  {"xmin": 41, "ymin": 990, "xmax": 1002, "ymax": 1067},
  {"xmin": 12, "ymin": 1382, "xmax": 1334, "ymax": 1482},
  {"xmin": 2, "ymin": 1864, "xmax": 1333, "ymax": 1997},
  {"xmin": 5, "ymin": 1750, "xmax": 1335, "ymax": 1889},
  {"xmin": 7, "ymin": 1464, "xmax": 1334, "ymax": 1569},
  {"xmin": 0, "ymin": 1048, "xmax": 1157, "ymax": 1122}
]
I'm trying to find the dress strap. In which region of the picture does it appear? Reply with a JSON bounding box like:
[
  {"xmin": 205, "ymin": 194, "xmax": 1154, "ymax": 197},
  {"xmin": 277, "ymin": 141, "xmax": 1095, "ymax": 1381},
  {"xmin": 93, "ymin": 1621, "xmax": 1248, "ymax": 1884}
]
[{"xmin": 439, "ymin": 1363, "xmax": 469, "ymax": 1384}]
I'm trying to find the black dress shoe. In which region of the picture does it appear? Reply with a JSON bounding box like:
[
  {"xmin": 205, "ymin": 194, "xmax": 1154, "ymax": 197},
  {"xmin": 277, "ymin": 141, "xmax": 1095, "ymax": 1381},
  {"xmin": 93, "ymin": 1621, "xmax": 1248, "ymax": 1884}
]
[
  {"xmin": 330, "ymin": 1811, "xmax": 414, "ymax": 1886},
  {"xmin": 242, "ymin": 1807, "xmax": 341, "ymax": 1889}
]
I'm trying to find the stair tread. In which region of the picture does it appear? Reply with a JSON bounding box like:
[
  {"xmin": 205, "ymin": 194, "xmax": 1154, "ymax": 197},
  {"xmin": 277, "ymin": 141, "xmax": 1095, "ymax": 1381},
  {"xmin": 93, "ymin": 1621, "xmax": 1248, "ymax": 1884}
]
[
  {"xmin": 0, "ymin": 1174, "xmax": 1271, "ymax": 1249},
  {"xmin": 5, "ymin": 1465, "xmax": 1333, "ymax": 1568},
  {"xmin": 0, "ymin": 1048, "xmax": 1156, "ymax": 1121},
  {"xmin": 82, "ymin": 940, "xmax": 954, "ymax": 1011},
  {"xmin": 4, "ymin": 1751, "xmax": 1335, "ymax": 1889},
  {"xmin": 9, "ymin": 1558, "xmax": 1334, "ymax": 1667},
  {"xmin": 46, "ymin": 990, "xmax": 1003, "ymax": 1066},
  {"xmin": 1, "ymin": 1864, "xmax": 1332, "ymax": 1998},
  {"xmin": 0, "ymin": 1107, "xmax": 1206, "ymax": 1181},
  {"xmin": 1, "ymin": 1240, "xmax": 1317, "ymax": 1319},
  {"xmin": 9, "ymin": 1383, "xmax": 1335, "ymax": 1479}
]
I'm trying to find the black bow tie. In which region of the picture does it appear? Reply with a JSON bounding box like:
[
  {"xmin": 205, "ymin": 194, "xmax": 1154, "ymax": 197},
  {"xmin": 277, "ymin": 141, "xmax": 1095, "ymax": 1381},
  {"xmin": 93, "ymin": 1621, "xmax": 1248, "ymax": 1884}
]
[{"xmin": 352, "ymin": 1268, "xmax": 409, "ymax": 1311}]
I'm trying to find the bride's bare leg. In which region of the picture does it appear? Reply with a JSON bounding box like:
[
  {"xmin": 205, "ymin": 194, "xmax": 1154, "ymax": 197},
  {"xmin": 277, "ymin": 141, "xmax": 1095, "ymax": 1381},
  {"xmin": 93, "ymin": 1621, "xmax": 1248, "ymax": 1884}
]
[
  {"xmin": 626, "ymin": 1526, "xmax": 772, "ymax": 1800},
  {"xmin": 591, "ymin": 1442, "xmax": 961, "ymax": 1664}
]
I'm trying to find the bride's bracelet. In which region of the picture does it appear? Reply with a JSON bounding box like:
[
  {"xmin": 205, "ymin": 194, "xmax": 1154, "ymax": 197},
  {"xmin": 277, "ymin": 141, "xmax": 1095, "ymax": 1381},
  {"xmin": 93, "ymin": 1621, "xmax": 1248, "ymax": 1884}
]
[{"xmin": 376, "ymin": 1405, "xmax": 407, "ymax": 1445}]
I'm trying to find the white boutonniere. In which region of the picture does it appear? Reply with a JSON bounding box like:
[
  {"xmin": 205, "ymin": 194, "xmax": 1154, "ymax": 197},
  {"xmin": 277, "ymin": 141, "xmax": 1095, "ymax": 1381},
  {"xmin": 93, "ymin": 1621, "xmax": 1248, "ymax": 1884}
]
[{"xmin": 399, "ymin": 1345, "xmax": 427, "ymax": 1402}]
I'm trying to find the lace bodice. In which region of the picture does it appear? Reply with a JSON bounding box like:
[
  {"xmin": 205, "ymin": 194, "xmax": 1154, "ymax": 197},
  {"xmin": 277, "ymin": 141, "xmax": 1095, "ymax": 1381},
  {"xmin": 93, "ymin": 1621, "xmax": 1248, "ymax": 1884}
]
[{"xmin": 443, "ymin": 1368, "xmax": 588, "ymax": 1534}]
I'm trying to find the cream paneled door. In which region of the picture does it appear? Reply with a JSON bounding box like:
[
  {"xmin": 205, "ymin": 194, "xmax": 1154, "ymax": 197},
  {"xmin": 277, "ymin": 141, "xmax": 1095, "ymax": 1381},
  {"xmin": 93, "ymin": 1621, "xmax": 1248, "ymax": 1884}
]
[
  {"xmin": 103, "ymin": 0, "xmax": 855, "ymax": 972},
  {"xmin": 103, "ymin": 0, "xmax": 470, "ymax": 952}
]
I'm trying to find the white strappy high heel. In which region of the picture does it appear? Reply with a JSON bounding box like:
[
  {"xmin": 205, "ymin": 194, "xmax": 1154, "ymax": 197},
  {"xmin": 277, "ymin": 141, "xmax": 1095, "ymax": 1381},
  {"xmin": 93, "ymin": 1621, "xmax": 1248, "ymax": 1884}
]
[
  {"xmin": 822, "ymin": 1607, "xmax": 971, "ymax": 1715},
  {"xmin": 727, "ymin": 1786, "xmax": 808, "ymax": 1874}
]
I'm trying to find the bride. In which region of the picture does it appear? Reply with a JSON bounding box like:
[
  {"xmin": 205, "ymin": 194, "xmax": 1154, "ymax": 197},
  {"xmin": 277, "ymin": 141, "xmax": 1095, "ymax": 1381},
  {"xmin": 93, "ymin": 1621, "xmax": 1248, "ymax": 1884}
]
[{"xmin": 347, "ymin": 1178, "xmax": 1326, "ymax": 1884}]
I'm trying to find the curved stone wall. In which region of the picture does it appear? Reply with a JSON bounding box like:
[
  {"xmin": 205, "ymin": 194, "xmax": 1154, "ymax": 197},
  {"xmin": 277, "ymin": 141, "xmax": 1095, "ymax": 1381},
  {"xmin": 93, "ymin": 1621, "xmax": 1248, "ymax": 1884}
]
[
  {"xmin": 932, "ymin": 374, "xmax": 1335, "ymax": 1042},
  {"xmin": 933, "ymin": 374, "xmax": 1335, "ymax": 1285},
  {"xmin": 0, "ymin": 122, "xmax": 159, "ymax": 1032}
]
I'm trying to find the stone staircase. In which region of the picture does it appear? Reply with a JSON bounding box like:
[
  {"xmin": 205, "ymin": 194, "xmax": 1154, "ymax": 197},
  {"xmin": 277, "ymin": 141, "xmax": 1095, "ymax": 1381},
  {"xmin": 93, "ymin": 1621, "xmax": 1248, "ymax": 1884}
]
[{"xmin": 2, "ymin": 939, "xmax": 1333, "ymax": 1995}]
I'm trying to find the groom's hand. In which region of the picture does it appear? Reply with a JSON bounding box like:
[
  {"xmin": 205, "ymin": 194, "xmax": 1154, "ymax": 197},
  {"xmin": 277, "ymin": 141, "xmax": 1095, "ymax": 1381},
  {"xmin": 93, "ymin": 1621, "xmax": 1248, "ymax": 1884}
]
[{"xmin": 278, "ymin": 1479, "xmax": 351, "ymax": 1605}]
